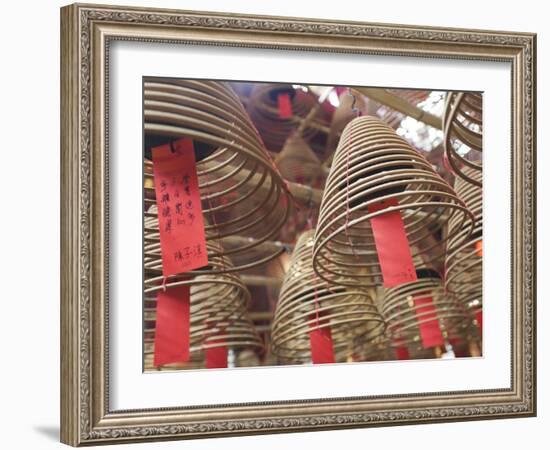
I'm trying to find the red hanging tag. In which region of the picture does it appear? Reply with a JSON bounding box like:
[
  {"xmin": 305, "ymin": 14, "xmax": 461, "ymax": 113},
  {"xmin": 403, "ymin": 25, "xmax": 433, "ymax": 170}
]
[
  {"xmin": 152, "ymin": 139, "xmax": 208, "ymax": 276},
  {"xmin": 153, "ymin": 284, "xmax": 191, "ymax": 367},
  {"xmin": 277, "ymin": 93, "xmax": 293, "ymax": 119},
  {"xmin": 475, "ymin": 310, "xmax": 483, "ymax": 335},
  {"xmin": 205, "ymin": 340, "xmax": 228, "ymax": 369},
  {"xmin": 367, "ymin": 198, "xmax": 417, "ymax": 288},
  {"xmin": 309, "ymin": 315, "xmax": 335, "ymax": 364},
  {"xmin": 414, "ymin": 296, "xmax": 445, "ymax": 348},
  {"xmin": 395, "ymin": 346, "xmax": 410, "ymax": 360},
  {"xmin": 475, "ymin": 240, "xmax": 483, "ymax": 257}
]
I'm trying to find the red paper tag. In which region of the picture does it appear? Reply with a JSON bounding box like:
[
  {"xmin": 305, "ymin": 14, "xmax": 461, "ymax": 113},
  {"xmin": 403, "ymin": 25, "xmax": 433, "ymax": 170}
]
[
  {"xmin": 395, "ymin": 346, "xmax": 410, "ymax": 360},
  {"xmin": 277, "ymin": 93, "xmax": 293, "ymax": 119},
  {"xmin": 476, "ymin": 310, "xmax": 483, "ymax": 336},
  {"xmin": 153, "ymin": 285, "xmax": 191, "ymax": 367},
  {"xmin": 475, "ymin": 240, "xmax": 483, "ymax": 257},
  {"xmin": 414, "ymin": 296, "xmax": 445, "ymax": 348},
  {"xmin": 368, "ymin": 198, "xmax": 417, "ymax": 288},
  {"xmin": 309, "ymin": 317, "xmax": 335, "ymax": 364},
  {"xmin": 205, "ymin": 340, "xmax": 228, "ymax": 369},
  {"xmin": 152, "ymin": 139, "xmax": 208, "ymax": 276}
]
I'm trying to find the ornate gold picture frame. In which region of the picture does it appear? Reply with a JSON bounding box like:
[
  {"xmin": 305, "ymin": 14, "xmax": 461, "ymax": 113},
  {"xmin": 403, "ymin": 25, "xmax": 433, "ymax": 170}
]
[{"xmin": 60, "ymin": 3, "xmax": 536, "ymax": 446}]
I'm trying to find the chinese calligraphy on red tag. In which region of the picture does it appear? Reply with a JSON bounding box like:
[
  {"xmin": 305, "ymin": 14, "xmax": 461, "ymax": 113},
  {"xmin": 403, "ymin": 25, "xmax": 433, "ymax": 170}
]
[{"xmin": 152, "ymin": 139, "xmax": 208, "ymax": 276}]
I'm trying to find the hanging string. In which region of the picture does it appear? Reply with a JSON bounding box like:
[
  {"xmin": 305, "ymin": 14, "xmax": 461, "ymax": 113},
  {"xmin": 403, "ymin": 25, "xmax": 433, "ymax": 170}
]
[{"xmin": 344, "ymin": 88, "xmax": 361, "ymax": 258}]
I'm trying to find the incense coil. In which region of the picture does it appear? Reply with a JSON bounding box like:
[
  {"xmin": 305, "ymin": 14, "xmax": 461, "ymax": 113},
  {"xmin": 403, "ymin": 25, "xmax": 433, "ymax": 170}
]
[
  {"xmin": 271, "ymin": 230, "xmax": 385, "ymax": 363},
  {"xmin": 445, "ymin": 167, "xmax": 482, "ymax": 319},
  {"xmin": 275, "ymin": 135, "xmax": 325, "ymax": 242},
  {"xmin": 143, "ymin": 241, "xmax": 263, "ymax": 370},
  {"xmin": 313, "ymin": 115, "xmax": 474, "ymax": 287},
  {"xmin": 380, "ymin": 274, "xmax": 471, "ymax": 350},
  {"xmin": 143, "ymin": 78, "xmax": 292, "ymax": 272},
  {"xmin": 443, "ymin": 92, "xmax": 483, "ymax": 186},
  {"xmin": 247, "ymin": 84, "xmax": 323, "ymax": 152},
  {"xmin": 144, "ymin": 303, "xmax": 264, "ymax": 371}
]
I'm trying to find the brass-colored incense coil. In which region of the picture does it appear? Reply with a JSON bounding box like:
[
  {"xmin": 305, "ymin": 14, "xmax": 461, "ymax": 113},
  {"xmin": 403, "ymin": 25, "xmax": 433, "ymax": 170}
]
[
  {"xmin": 380, "ymin": 275, "xmax": 471, "ymax": 350},
  {"xmin": 144, "ymin": 239, "xmax": 250, "ymax": 325},
  {"xmin": 143, "ymin": 241, "xmax": 263, "ymax": 370},
  {"xmin": 247, "ymin": 84, "xmax": 324, "ymax": 152},
  {"xmin": 313, "ymin": 115, "xmax": 474, "ymax": 287},
  {"xmin": 445, "ymin": 167, "xmax": 482, "ymax": 319},
  {"xmin": 144, "ymin": 302, "xmax": 264, "ymax": 371},
  {"xmin": 271, "ymin": 230, "xmax": 385, "ymax": 363},
  {"xmin": 275, "ymin": 134, "xmax": 325, "ymax": 186},
  {"xmin": 443, "ymin": 92, "xmax": 483, "ymax": 187},
  {"xmin": 143, "ymin": 78, "xmax": 292, "ymax": 272},
  {"xmin": 275, "ymin": 135, "xmax": 325, "ymax": 242}
]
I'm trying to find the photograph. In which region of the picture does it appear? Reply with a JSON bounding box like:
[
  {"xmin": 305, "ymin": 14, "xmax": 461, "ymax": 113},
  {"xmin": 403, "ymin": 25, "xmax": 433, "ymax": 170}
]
[
  {"xmin": 57, "ymin": 3, "xmax": 536, "ymax": 445},
  {"xmin": 142, "ymin": 79, "xmax": 483, "ymax": 371}
]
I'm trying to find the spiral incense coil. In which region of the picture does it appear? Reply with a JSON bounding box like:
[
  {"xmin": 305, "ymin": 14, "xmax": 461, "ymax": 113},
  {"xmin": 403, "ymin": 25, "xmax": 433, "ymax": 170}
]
[
  {"xmin": 275, "ymin": 134, "xmax": 325, "ymax": 186},
  {"xmin": 144, "ymin": 300, "xmax": 264, "ymax": 371},
  {"xmin": 143, "ymin": 78, "xmax": 292, "ymax": 271},
  {"xmin": 443, "ymin": 92, "xmax": 483, "ymax": 186},
  {"xmin": 143, "ymin": 240, "xmax": 263, "ymax": 370},
  {"xmin": 271, "ymin": 230, "xmax": 385, "ymax": 363},
  {"xmin": 380, "ymin": 273, "xmax": 471, "ymax": 349},
  {"xmin": 247, "ymin": 84, "xmax": 323, "ymax": 152},
  {"xmin": 313, "ymin": 115, "xmax": 474, "ymax": 287},
  {"xmin": 445, "ymin": 167, "xmax": 482, "ymax": 318},
  {"xmin": 275, "ymin": 135, "xmax": 325, "ymax": 242}
]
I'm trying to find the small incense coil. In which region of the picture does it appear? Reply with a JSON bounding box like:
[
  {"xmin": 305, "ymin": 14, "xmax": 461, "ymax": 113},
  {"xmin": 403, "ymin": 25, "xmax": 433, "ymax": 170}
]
[
  {"xmin": 445, "ymin": 167, "xmax": 482, "ymax": 319},
  {"xmin": 275, "ymin": 135, "xmax": 325, "ymax": 242},
  {"xmin": 271, "ymin": 230, "xmax": 385, "ymax": 363},
  {"xmin": 143, "ymin": 78, "xmax": 292, "ymax": 271},
  {"xmin": 247, "ymin": 84, "xmax": 323, "ymax": 152},
  {"xmin": 443, "ymin": 92, "xmax": 483, "ymax": 186},
  {"xmin": 313, "ymin": 115, "xmax": 474, "ymax": 287},
  {"xmin": 379, "ymin": 270, "xmax": 471, "ymax": 349},
  {"xmin": 275, "ymin": 134, "xmax": 325, "ymax": 186}
]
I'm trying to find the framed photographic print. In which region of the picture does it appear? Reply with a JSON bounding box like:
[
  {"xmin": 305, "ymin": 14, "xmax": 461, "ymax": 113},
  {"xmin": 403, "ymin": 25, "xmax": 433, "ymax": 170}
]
[{"xmin": 60, "ymin": 3, "xmax": 536, "ymax": 446}]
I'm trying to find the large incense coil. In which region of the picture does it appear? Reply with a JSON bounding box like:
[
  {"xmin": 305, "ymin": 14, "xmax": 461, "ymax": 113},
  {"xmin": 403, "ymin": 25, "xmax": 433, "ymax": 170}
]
[
  {"xmin": 271, "ymin": 230, "xmax": 385, "ymax": 363},
  {"xmin": 143, "ymin": 78, "xmax": 292, "ymax": 271},
  {"xmin": 443, "ymin": 92, "xmax": 483, "ymax": 186},
  {"xmin": 380, "ymin": 274, "xmax": 471, "ymax": 349},
  {"xmin": 445, "ymin": 167, "xmax": 482, "ymax": 318},
  {"xmin": 313, "ymin": 115, "xmax": 474, "ymax": 287},
  {"xmin": 247, "ymin": 84, "xmax": 324, "ymax": 152}
]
